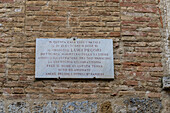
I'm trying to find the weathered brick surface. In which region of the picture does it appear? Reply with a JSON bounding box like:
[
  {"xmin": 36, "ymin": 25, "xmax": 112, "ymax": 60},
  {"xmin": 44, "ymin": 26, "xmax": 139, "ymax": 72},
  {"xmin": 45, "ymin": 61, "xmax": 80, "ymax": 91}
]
[{"xmin": 0, "ymin": 0, "xmax": 169, "ymax": 112}]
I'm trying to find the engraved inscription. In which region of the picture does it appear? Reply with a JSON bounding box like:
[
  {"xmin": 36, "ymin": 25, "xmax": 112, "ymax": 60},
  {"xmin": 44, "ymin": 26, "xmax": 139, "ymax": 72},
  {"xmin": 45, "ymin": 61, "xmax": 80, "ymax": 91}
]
[{"xmin": 35, "ymin": 38, "xmax": 114, "ymax": 79}]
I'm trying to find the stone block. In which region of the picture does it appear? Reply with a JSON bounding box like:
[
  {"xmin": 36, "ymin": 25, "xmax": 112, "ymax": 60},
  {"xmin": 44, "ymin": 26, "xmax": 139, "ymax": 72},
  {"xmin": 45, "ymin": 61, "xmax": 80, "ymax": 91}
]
[
  {"xmin": 8, "ymin": 102, "xmax": 29, "ymax": 113},
  {"xmin": 31, "ymin": 101, "xmax": 58, "ymax": 113},
  {"xmin": 124, "ymin": 98, "xmax": 162, "ymax": 113},
  {"xmin": 62, "ymin": 101, "xmax": 97, "ymax": 113},
  {"xmin": 0, "ymin": 101, "xmax": 4, "ymax": 113},
  {"xmin": 100, "ymin": 101, "xmax": 112, "ymax": 113},
  {"xmin": 163, "ymin": 77, "xmax": 170, "ymax": 89}
]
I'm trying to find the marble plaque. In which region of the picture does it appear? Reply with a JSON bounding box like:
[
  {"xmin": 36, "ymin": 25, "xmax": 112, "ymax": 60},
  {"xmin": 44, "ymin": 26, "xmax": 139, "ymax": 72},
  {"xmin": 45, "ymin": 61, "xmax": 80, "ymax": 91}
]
[{"xmin": 35, "ymin": 38, "xmax": 114, "ymax": 79}]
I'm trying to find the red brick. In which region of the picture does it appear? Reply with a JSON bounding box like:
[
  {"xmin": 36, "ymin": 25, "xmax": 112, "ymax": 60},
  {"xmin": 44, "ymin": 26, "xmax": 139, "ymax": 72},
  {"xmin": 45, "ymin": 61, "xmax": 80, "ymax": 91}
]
[
  {"xmin": 134, "ymin": 17, "xmax": 151, "ymax": 22},
  {"xmin": 147, "ymin": 23, "xmax": 158, "ymax": 27},
  {"xmin": 27, "ymin": 6, "xmax": 41, "ymax": 11},
  {"xmin": 125, "ymin": 80, "xmax": 139, "ymax": 86},
  {"xmin": 35, "ymin": 11, "xmax": 56, "ymax": 16},
  {"xmin": 122, "ymin": 31, "xmax": 148, "ymax": 36},
  {"xmin": 137, "ymin": 67, "xmax": 163, "ymax": 72},
  {"xmin": 134, "ymin": 6, "xmax": 157, "ymax": 13},
  {"xmin": 25, "ymin": 88, "xmax": 51, "ymax": 94},
  {"xmin": 42, "ymin": 94, "xmax": 70, "ymax": 100},
  {"xmin": 124, "ymin": 52, "xmax": 149, "ymax": 57},
  {"xmin": 154, "ymin": 63, "xmax": 162, "ymax": 67},
  {"xmin": 0, "ymin": 0, "xmax": 13, "ymax": 3},
  {"xmin": 118, "ymin": 91, "xmax": 145, "ymax": 96},
  {"xmin": 53, "ymin": 7, "xmax": 78, "ymax": 12},
  {"xmin": 122, "ymin": 21, "xmax": 143, "ymax": 25},
  {"xmin": 82, "ymin": 88, "xmax": 94, "ymax": 94},
  {"xmin": 147, "ymin": 92, "xmax": 161, "ymax": 98},
  {"xmin": 140, "ymin": 63, "xmax": 155, "ymax": 67},
  {"xmin": 4, "ymin": 82, "xmax": 29, "ymax": 87},
  {"xmin": 19, "ymin": 76, "xmax": 28, "ymax": 81},
  {"xmin": 120, "ymin": 2, "xmax": 142, "ymax": 7},
  {"xmin": 3, "ymin": 88, "xmax": 12, "ymax": 94},
  {"xmin": 53, "ymin": 88, "xmax": 80, "ymax": 94},
  {"xmin": 4, "ymin": 94, "xmax": 26, "ymax": 100},
  {"xmin": 109, "ymin": 32, "xmax": 120, "ymax": 37},
  {"xmin": 0, "ymin": 64, "xmax": 5, "ymax": 68},
  {"xmin": 135, "ymin": 47, "xmax": 162, "ymax": 53},
  {"xmin": 106, "ymin": 0, "xmax": 119, "ymax": 2},
  {"xmin": 96, "ymin": 87, "xmax": 112, "ymax": 93},
  {"xmin": 75, "ymin": 83, "xmax": 98, "ymax": 88},
  {"xmin": 71, "ymin": 94, "xmax": 98, "ymax": 99},
  {"xmin": 146, "ymin": 77, "xmax": 160, "ymax": 82},
  {"xmin": 13, "ymin": 88, "xmax": 24, "ymax": 94},
  {"xmin": 47, "ymin": 17, "xmax": 67, "ymax": 21},
  {"xmin": 123, "ymin": 62, "xmax": 141, "ymax": 66},
  {"xmin": 79, "ymin": 17, "xmax": 100, "ymax": 22}
]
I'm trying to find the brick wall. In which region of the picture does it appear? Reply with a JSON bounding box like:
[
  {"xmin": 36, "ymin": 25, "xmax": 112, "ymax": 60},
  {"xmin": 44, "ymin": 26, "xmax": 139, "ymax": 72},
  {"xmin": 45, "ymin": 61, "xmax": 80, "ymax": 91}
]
[{"xmin": 0, "ymin": 0, "xmax": 169, "ymax": 112}]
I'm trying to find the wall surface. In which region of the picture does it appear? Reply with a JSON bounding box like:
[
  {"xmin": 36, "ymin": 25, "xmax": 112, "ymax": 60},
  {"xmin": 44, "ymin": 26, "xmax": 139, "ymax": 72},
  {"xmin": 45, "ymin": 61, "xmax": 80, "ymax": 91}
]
[
  {"xmin": 159, "ymin": 0, "xmax": 170, "ymax": 112},
  {"xmin": 0, "ymin": 0, "xmax": 169, "ymax": 112}
]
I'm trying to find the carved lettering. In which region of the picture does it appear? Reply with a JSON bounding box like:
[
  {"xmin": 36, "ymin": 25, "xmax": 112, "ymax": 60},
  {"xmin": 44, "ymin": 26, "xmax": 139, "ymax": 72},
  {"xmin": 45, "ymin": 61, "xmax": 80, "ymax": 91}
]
[{"xmin": 35, "ymin": 39, "xmax": 114, "ymax": 79}]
